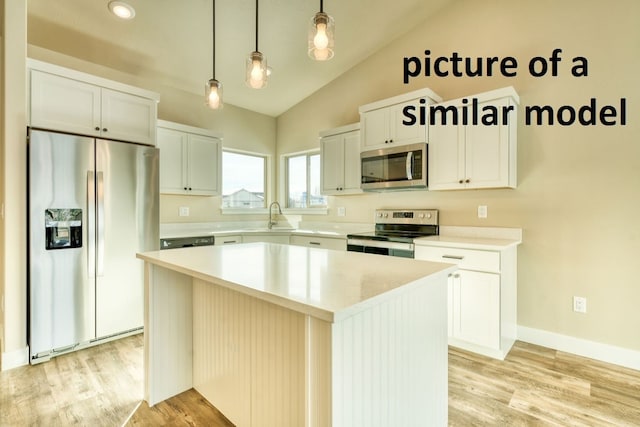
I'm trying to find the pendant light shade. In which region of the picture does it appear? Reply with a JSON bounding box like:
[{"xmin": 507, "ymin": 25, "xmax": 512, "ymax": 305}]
[
  {"xmin": 308, "ymin": 0, "xmax": 334, "ymax": 61},
  {"xmin": 246, "ymin": 0, "xmax": 268, "ymax": 89},
  {"xmin": 206, "ymin": 0, "xmax": 223, "ymax": 109},
  {"xmin": 206, "ymin": 78, "xmax": 223, "ymax": 109},
  {"xmin": 246, "ymin": 51, "xmax": 268, "ymax": 89}
]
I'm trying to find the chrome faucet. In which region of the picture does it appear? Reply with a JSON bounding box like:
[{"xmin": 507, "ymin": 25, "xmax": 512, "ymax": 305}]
[{"xmin": 268, "ymin": 201, "xmax": 282, "ymax": 229}]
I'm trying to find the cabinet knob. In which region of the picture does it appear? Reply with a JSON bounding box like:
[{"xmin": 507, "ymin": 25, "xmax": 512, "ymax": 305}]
[
  {"xmin": 102, "ymin": 128, "xmax": 108, "ymax": 132},
  {"xmin": 459, "ymin": 180, "xmax": 464, "ymax": 184},
  {"xmin": 95, "ymin": 126, "xmax": 100, "ymax": 131},
  {"xmin": 184, "ymin": 187, "xmax": 187, "ymax": 190},
  {"xmin": 465, "ymin": 179, "xmax": 470, "ymax": 183},
  {"xmin": 389, "ymin": 139, "xmax": 393, "ymax": 143},
  {"xmin": 188, "ymin": 187, "xmax": 192, "ymax": 190}
]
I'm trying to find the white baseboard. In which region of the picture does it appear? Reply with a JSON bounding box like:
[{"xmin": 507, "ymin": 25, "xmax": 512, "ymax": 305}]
[
  {"xmin": 518, "ymin": 326, "xmax": 640, "ymax": 371},
  {"xmin": 1, "ymin": 346, "xmax": 29, "ymax": 371}
]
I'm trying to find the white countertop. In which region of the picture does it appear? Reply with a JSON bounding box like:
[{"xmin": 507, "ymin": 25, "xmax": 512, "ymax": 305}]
[
  {"xmin": 415, "ymin": 226, "xmax": 522, "ymax": 250},
  {"xmin": 415, "ymin": 235, "xmax": 521, "ymax": 250},
  {"xmin": 159, "ymin": 221, "xmax": 372, "ymax": 240},
  {"xmin": 137, "ymin": 243, "xmax": 455, "ymax": 322}
]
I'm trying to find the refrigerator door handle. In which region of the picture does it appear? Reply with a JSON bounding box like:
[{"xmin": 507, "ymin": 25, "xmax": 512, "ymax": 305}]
[
  {"xmin": 97, "ymin": 171, "xmax": 105, "ymax": 277},
  {"xmin": 87, "ymin": 171, "xmax": 96, "ymax": 277}
]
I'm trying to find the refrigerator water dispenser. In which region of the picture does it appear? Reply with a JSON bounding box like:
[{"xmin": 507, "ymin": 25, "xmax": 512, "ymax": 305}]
[{"xmin": 45, "ymin": 208, "xmax": 82, "ymax": 249}]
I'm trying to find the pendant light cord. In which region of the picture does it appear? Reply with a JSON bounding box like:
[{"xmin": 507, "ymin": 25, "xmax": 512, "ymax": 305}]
[
  {"xmin": 320, "ymin": 0, "xmax": 324, "ymax": 13},
  {"xmin": 255, "ymin": 0, "xmax": 259, "ymax": 52},
  {"xmin": 212, "ymin": 0, "xmax": 216, "ymax": 78}
]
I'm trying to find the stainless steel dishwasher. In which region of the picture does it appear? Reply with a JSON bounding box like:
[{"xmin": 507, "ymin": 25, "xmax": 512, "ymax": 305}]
[{"xmin": 160, "ymin": 236, "xmax": 215, "ymax": 249}]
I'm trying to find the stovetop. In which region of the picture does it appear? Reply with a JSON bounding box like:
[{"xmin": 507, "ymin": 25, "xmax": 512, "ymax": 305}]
[{"xmin": 347, "ymin": 209, "xmax": 439, "ymax": 243}]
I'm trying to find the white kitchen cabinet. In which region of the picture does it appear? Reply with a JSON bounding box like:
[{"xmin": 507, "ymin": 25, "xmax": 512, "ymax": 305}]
[
  {"xmin": 215, "ymin": 235, "xmax": 243, "ymax": 245},
  {"xmin": 320, "ymin": 123, "xmax": 362, "ymax": 195},
  {"xmin": 428, "ymin": 87, "xmax": 518, "ymax": 190},
  {"xmin": 242, "ymin": 234, "xmax": 290, "ymax": 244},
  {"xmin": 28, "ymin": 61, "xmax": 158, "ymax": 145},
  {"xmin": 157, "ymin": 120, "xmax": 222, "ymax": 196},
  {"xmin": 359, "ymin": 88, "xmax": 441, "ymax": 151},
  {"xmin": 415, "ymin": 239, "xmax": 518, "ymax": 360},
  {"xmin": 289, "ymin": 235, "xmax": 346, "ymax": 251}
]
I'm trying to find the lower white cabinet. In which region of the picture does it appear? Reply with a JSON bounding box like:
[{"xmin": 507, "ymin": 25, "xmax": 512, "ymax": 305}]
[
  {"xmin": 242, "ymin": 234, "xmax": 290, "ymax": 244},
  {"xmin": 289, "ymin": 235, "xmax": 346, "ymax": 251},
  {"xmin": 452, "ymin": 270, "xmax": 500, "ymax": 349},
  {"xmin": 415, "ymin": 242, "xmax": 517, "ymax": 359},
  {"xmin": 215, "ymin": 235, "xmax": 242, "ymax": 245}
]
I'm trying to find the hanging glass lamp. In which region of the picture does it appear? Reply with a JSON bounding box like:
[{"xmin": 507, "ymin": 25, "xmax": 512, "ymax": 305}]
[
  {"xmin": 206, "ymin": 0, "xmax": 223, "ymax": 109},
  {"xmin": 308, "ymin": 0, "xmax": 334, "ymax": 61},
  {"xmin": 246, "ymin": 0, "xmax": 268, "ymax": 88}
]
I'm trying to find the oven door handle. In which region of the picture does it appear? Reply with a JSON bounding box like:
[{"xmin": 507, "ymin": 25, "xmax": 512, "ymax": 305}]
[
  {"xmin": 406, "ymin": 151, "xmax": 413, "ymax": 180},
  {"xmin": 347, "ymin": 238, "xmax": 414, "ymax": 252}
]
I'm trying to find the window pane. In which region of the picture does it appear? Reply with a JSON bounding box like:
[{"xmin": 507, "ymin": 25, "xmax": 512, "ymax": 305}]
[
  {"xmin": 222, "ymin": 151, "xmax": 265, "ymax": 208},
  {"xmin": 287, "ymin": 155, "xmax": 307, "ymax": 208},
  {"xmin": 309, "ymin": 154, "xmax": 326, "ymax": 206}
]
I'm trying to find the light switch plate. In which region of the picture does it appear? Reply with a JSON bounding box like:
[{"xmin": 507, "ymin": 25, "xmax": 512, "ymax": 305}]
[
  {"xmin": 337, "ymin": 207, "xmax": 346, "ymax": 217},
  {"xmin": 477, "ymin": 205, "xmax": 488, "ymax": 219},
  {"xmin": 179, "ymin": 206, "xmax": 190, "ymax": 217}
]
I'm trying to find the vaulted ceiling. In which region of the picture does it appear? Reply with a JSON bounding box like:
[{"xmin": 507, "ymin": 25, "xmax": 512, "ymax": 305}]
[{"xmin": 27, "ymin": 0, "xmax": 451, "ymax": 116}]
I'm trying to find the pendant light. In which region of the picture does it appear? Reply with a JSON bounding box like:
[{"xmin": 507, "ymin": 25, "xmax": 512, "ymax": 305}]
[
  {"xmin": 205, "ymin": 0, "xmax": 223, "ymax": 109},
  {"xmin": 308, "ymin": 0, "xmax": 334, "ymax": 61},
  {"xmin": 246, "ymin": 0, "xmax": 268, "ymax": 89}
]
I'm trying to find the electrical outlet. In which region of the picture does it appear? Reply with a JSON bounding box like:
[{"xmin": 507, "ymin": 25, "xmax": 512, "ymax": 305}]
[
  {"xmin": 337, "ymin": 207, "xmax": 346, "ymax": 217},
  {"xmin": 477, "ymin": 205, "xmax": 488, "ymax": 219},
  {"xmin": 179, "ymin": 206, "xmax": 190, "ymax": 217},
  {"xmin": 573, "ymin": 296, "xmax": 587, "ymax": 313}
]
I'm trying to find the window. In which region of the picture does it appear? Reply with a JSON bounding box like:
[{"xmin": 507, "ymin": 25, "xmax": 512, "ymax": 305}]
[
  {"xmin": 285, "ymin": 151, "xmax": 326, "ymax": 209},
  {"xmin": 222, "ymin": 150, "xmax": 267, "ymax": 209}
]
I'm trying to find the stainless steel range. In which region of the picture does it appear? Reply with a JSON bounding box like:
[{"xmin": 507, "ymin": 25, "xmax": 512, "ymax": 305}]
[{"xmin": 347, "ymin": 209, "xmax": 439, "ymax": 258}]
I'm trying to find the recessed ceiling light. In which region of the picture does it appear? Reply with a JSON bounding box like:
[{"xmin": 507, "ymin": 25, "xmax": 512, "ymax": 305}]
[{"xmin": 108, "ymin": 1, "xmax": 136, "ymax": 20}]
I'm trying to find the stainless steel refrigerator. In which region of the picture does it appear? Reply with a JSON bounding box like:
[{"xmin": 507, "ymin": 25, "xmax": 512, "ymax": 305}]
[{"xmin": 28, "ymin": 129, "xmax": 159, "ymax": 364}]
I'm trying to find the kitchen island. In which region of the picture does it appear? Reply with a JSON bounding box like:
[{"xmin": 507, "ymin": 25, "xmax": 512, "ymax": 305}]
[{"xmin": 137, "ymin": 243, "xmax": 455, "ymax": 426}]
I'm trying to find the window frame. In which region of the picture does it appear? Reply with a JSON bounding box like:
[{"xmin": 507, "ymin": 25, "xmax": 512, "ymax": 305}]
[
  {"xmin": 280, "ymin": 149, "xmax": 328, "ymax": 215},
  {"xmin": 221, "ymin": 148, "xmax": 272, "ymax": 214}
]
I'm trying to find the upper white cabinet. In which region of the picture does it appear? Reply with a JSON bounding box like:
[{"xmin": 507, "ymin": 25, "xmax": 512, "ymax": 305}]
[
  {"xmin": 428, "ymin": 87, "xmax": 518, "ymax": 190},
  {"xmin": 359, "ymin": 88, "xmax": 441, "ymax": 151},
  {"xmin": 28, "ymin": 59, "xmax": 158, "ymax": 145},
  {"xmin": 157, "ymin": 120, "xmax": 222, "ymax": 196},
  {"xmin": 320, "ymin": 123, "xmax": 362, "ymax": 195}
]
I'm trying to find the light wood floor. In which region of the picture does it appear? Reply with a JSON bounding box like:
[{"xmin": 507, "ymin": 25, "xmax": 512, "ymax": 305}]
[{"xmin": 1, "ymin": 333, "xmax": 639, "ymax": 426}]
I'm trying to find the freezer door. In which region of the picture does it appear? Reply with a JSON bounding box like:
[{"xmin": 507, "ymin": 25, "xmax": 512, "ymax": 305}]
[
  {"xmin": 95, "ymin": 140, "xmax": 159, "ymax": 338},
  {"xmin": 28, "ymin": 130, "xmax": 96, "ymax": 360}
]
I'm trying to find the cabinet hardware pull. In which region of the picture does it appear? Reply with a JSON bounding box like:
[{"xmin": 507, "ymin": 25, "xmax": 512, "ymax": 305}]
[
  {"xmin": 442, "ymin": 255, "xmax": 464, "ymax": 260},
  {"xmin": 309, "ymin": 242, "xmax": 321, "ymax": 245},
  {"xmin": 454, "ymin": 273, "xmax": 460, "ymax": 278},
  {"xmin": 102, "ymin": 128, "xmax": 108, "ymax": 132},
  {"xmin": 458, "ymin": 180, "xmax": 464, "ymax": 184},
  {"xmin": 223, "ymin": 240, "xmax": 236, "ymax": 244},
  {"xmin": 95, "ymin": 126, "xmax": 100, "ymax": 131},
  {"xmin": 465, "ymin": 178, "xmax": 470, "ymax": 183}
]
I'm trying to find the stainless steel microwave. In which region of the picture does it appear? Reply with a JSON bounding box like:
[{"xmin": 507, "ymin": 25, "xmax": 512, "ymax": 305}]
[{"xmin": 360, "ymin": 143, "xmax": 428, "ymax": 190}]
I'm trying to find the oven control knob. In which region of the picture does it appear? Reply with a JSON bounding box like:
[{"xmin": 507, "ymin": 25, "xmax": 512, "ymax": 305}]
[
  {"xmin": 383, "ymin": 213, "xmax": 388, "ymax": 218},
  {"xmin": 426, "ymin": 213, "xmax": 432, "ymax": 219},
  {"xmin": 377, "ymin": 212, "xmax": 383, "ymax": 217}
]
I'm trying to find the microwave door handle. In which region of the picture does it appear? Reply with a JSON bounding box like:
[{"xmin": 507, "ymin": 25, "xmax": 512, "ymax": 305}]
[{"xmin": 406, "ymin": 152, "xmax": 413, "ymax": 180}]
